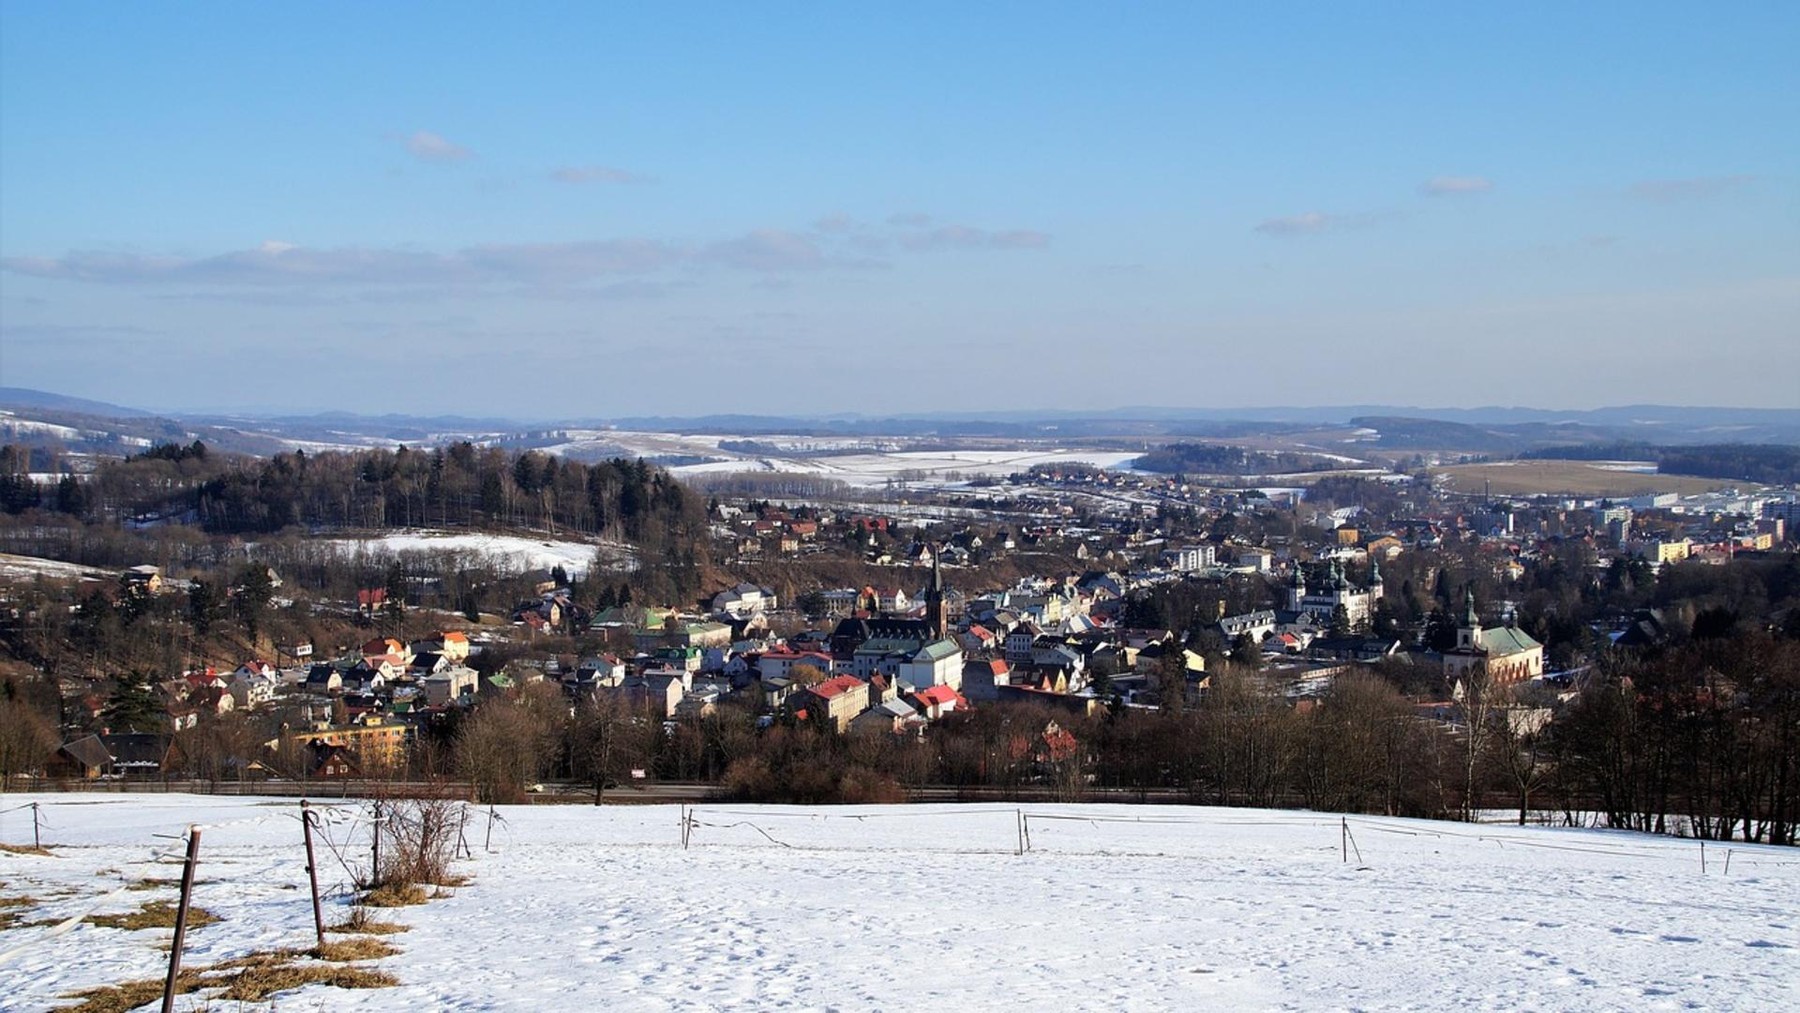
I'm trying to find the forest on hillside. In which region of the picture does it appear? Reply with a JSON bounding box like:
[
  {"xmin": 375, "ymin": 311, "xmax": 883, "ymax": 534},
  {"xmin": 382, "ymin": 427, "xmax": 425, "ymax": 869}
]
[
  {"xmin": 1134, "ymin": 443, "xmax": 1341, "ymax": 476},
  {"xmin": 1, "ymin": 441, "xmax": 705, "ymax": 548},
  {"xmin": 1520, "ymin": 442, "xmax": 1800, "ymax": 485}
]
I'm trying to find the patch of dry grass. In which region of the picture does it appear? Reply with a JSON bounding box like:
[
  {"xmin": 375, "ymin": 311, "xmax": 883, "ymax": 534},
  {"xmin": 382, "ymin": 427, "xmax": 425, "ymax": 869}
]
[
  {"xmin": 124, "ymin": 877, "xmax": 178, "ymax": 892},
  {"xmin": 0, "ymin": 843, "xmax": 54, "ymax": 856},
  {"xmin": 58, "ymin": 940, "xmax": 401, "ymax": 1011},
  {"xmin": 312, "ymin": 936, "xmax": 401, "ymax": 961},
  {"xmin": 85, "ymin": 899, "xmax": 220, "ymax": 931},
  {"xmin": 55, "ymin": 973, "xmax": 202, "ymax": 1013},
  {"xmin": 329, "ymin": 906, "xmax": 409, "ymax": 934},
  {"xmin": 214, "ymin": 962, "xmax": 398, "ymax": 1002},
  {"xmin": 200, "ymin": 948, "xmax": 302, "ymax": 972},
  {"xmin": 1, "ymin": 894, "xmax": 40, "ymax": 929},
  {"xmin": 359, "ymin": 882, "xmax": 427, "ymax": 907}
]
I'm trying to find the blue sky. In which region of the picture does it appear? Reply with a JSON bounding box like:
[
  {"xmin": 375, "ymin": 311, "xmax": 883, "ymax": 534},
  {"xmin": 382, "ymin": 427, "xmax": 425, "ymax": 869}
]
[{"xmin": 2, "ymin": 1, "xmax": 1795, "ymax": 417}]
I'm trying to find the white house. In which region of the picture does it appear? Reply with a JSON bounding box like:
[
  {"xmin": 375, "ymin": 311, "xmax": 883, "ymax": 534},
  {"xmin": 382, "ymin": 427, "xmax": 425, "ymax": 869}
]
[{"xmin": 894, "ymin": 639, "xmax": 965, "ymax": 691}]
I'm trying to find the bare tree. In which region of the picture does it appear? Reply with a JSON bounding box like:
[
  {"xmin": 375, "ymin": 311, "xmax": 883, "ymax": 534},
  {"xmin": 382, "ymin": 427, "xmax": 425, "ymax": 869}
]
[
  {"xmin": 1453, "ymin": 668, "xmax": 1501, "ymax": 822},
  {"xmin": 0, "ymin": 695, "xmax": 59, "ymax": 788}
]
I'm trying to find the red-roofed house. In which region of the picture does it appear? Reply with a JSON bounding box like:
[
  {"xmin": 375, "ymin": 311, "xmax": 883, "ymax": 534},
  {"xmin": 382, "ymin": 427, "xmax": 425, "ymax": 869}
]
[
  {"xmin": 961, "ymin": 624, "xmax": 997, "ymax": 651},
  {"xmin": 908, "ymin": 684, "xmax": 964, "ymax": 720}
]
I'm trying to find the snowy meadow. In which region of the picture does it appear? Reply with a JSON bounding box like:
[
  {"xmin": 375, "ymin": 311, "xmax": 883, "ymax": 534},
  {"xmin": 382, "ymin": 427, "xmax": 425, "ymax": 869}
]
[{"xmin": 1, "ymin": 794, "xmax": 1797, "ymax": 1011}]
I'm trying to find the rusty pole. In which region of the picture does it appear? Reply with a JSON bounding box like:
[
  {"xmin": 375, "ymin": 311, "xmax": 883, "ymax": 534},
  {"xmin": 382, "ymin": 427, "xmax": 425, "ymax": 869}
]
[
  {"xmin": 161, "ymin": 825, "xmax": 202, "ymax": 1013},
  {"xmin": 300, "ymin": 801, "xmax": 325, "ymax": 948}
]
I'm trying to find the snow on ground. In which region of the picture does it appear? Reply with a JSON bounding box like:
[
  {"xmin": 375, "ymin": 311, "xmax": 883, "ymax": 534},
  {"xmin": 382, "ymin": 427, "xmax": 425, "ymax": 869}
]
[
  {"xmin": 1589, "ymin": 461, "xmax": 1661, "ymax": 474},
  {"xmin": 318, "ymin": 530, "xmax": 636, "ymax": 578},
  {"xmin": 671, "ymin": 448, "xmax": 1146, "ymax": 488},
  {"xmin": 2, "ymin": 794, "xmax": 1796, "ymax": 1011},
  {"xmin": 0, "ymin": 554, "xmax": 112, "ymax": 583}
]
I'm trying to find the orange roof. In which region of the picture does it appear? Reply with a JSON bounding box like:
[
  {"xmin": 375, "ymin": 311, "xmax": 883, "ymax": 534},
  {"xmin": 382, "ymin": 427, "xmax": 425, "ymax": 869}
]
[
  {"xmin": 812, "ymin": 675, "xmax": 864, "ymax": 699},
  {"xmin": 914, "ymin": 684, "xmax": 958, "ymax": 706}
]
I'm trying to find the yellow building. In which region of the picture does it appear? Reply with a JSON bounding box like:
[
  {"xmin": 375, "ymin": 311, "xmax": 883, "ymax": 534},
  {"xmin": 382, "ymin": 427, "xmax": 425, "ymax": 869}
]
[{"xmin": 281, "ymin": 718, "xmax": 409, "ymax": 769}]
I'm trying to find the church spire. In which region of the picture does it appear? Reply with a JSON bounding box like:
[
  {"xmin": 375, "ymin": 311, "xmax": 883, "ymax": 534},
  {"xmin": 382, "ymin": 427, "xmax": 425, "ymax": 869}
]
[
  {"xmin": 924, "ymin": 542, "xmax": 947, "ymax": 640},
  {"xmin": 1457, "ymin": 585, "xmax": 1483, "ymax": 651}
]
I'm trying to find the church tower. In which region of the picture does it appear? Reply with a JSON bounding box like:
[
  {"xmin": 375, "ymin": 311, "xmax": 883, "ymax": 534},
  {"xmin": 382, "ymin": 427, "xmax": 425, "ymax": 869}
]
[
  {"xmin": 1457, "ymin": 587, "xmax": 1483, "ymax": 651},
  {"xmin": 923, "ymin": 543, "xmax": 948, "ymax": 640}
]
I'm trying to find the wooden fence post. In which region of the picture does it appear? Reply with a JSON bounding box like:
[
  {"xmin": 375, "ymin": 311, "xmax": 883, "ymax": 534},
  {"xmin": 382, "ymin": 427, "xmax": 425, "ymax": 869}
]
[
  {"xmin": 300, "ymin": 801, "xmax": 325, "ymax": 948},
  {"xmin": 369, "ymin": 799, "xmax": 382, "ymax": 888},
  {"xmin": 160, "ymin": 826, "xmax": 202, "ymax": 1013}
]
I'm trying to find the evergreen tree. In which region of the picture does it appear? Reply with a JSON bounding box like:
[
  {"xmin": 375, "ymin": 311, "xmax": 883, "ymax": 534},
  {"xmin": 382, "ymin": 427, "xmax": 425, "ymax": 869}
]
[
  {"xmin": 102, "ymin": 672, "xmax": 163, "ymax": 734},
  {"xmin": 187, "ymin": 579, "xmax": 224, "ymax": 637},
  {"xmin": 233, "ymin": 565, "xmax": 275, "ymax": 641},
  {"xmin": 382, "ymin": 564, "xmax": 407, "ymax": 633}
]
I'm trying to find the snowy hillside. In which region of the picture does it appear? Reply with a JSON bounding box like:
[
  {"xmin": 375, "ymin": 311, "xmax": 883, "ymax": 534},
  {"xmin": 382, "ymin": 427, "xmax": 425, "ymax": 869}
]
[
  {"xmin": 317, "ymin": 530, "xmax": 637, "ymax": 578},
  {"xmin": 1, "ymin": 795, "xmax": 1796, "ymax": 1011}
]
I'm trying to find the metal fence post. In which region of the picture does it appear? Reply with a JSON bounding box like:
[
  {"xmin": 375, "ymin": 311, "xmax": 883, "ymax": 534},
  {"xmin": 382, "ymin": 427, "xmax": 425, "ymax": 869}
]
[
  {"xmin": 161, "ymin": 826, "xmax": 202, "ymax": 1013},
  {"xmin": 301, "ymin": 801, "xmax": 325, "ymax": 948}
]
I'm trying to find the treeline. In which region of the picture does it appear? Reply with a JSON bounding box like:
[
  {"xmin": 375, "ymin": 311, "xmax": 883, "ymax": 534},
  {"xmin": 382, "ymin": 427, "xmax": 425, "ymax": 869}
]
[
  {"xmin": 1521, "ymin": 442, "xmax": 1800, "ymax": 484},
  {"xmin": 0, "ymin": 441, "xmax": 706, "ymax": 547},
  {"xmin": 1134, "ymin": 443, "xmax": 1338, "ymax": 476},
  {"xmin": 684, "ymin": 471, "xmax": 854, "ymax": 500},
  {"xmin": 1556, "ymin": 634, "xmax": 1800, "ymax": 843}
]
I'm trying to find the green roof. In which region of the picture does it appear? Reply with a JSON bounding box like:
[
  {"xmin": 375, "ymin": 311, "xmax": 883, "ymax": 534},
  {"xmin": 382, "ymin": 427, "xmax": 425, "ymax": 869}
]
[
  {"xmin": 915, "ymin": 639, "xmax": 963, "ymax": 662},
  {"xmin": 1481, "ymin": 626, "xmax": 1542, "ymax": 656}
]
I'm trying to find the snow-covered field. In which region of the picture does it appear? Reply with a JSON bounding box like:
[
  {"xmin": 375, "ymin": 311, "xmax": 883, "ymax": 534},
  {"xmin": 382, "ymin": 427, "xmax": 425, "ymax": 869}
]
[
  {"xmin": 317, "ymin": 530, "xmax": 636, "ymax": 578},
  {"xmin": 671, "ymin": 448, "xmax": 1146, "ymax": 488},
  {"xmin": 2, "ymin": 795, "xmax": 1796, "ymax": 1011},
  {"xmin": 0, "ymin": 554, "xmax": 111, "ymax": 583}
]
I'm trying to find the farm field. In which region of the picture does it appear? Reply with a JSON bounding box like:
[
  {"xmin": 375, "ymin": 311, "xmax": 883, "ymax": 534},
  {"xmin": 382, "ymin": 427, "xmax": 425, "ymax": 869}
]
[{"xmin": 1431, "ymin": 461, "xmax": 1744, "ymax": 497}]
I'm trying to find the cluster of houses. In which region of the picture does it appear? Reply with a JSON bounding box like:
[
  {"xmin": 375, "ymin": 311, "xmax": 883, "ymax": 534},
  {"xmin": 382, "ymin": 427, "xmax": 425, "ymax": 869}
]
[{"xmin": 36, "ymin": 475, "xmax": 1797, "ymax": 784}]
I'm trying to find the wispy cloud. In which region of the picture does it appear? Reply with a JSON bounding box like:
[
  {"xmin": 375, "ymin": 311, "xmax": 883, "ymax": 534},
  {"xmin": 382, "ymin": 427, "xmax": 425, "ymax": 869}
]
[
  {"xmin": 887, "ymin": 212, "xmax": 933, "ymax": 227},
  {"xmin": 896, "ymin": 225, "xmax": 1050, "ymax": 252},
  {"xmin": 813, "ymin": 212, "xmax": 858, "ymax": 233},
  {"xmin": 2, "ymin": 213, "xmax": 1053, "ymax": 291},
  {"xmin": 1629, "ymin": 175, "xmax": 1755, "ymax": 203},
  {"xmin": 702, "ymin": 230, "xmax": 828, "ymax": 272},
  {"xmin": 549, "ymin": 165, "xmax": 647, "ymax": 184},
  {"xmin": 401, "ymin": 130, "xmax": 472, "ymax": 162},
  {"xmin": 1252, "ymin": 212, "xmax": 1375, "ymax": 237},
  {"xmin": 1420, "ymin": 175, "xmax": 1494, "ymax": 197},
  {"xmin": 1, "ymin": 230, "xmax": 856, "ymax": 288},
  {"xmin": 4, "ymin": 239, "xmax": 673, "ymax": 287}
]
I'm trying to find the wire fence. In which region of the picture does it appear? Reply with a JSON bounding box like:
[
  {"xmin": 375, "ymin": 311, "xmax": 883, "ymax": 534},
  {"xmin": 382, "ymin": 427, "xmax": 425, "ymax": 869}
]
[{"xmin": 674, "ymin": 802, "xmax": 1800, "ymax": 872}]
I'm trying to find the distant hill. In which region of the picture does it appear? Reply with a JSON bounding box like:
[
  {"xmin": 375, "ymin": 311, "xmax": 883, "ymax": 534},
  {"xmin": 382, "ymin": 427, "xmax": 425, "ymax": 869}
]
[
  {"xmin": 0, "ymin": 387, "xmax": 151, "ymax": 418},
  {"xmin": 1, "ymin": 387, "xmax": 1795, "ymax": 461}
]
